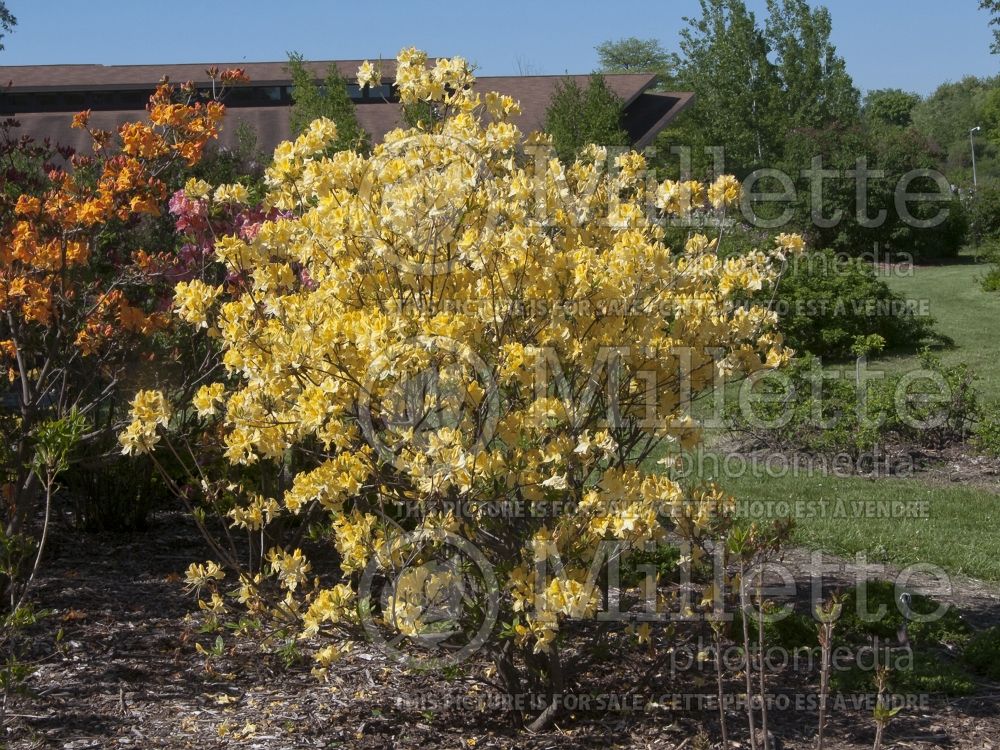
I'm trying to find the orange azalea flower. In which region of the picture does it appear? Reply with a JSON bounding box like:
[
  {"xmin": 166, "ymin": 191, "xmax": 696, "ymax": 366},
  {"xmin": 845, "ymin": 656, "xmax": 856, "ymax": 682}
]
[
  {"xmin": 76, "ymin": 199, "xmax": 109, "ymax": 226},
  {"xmin": 30, "ymin": 239, "xmax": 63, "ymax": 271},
  {"xmin": 149, "ymin": 102, "xmax": 187, "ymax": 128},
  {"xmin": 6, "ymin": 277, "xmax": 28, "ymax": 298},
  {"xmin": 65, "ymin": 240, "xmax": 90, "ymax": 266},
  {"xmin": 14, "ymin": 195, "xmax": 41, "ymax": 218},
  {"xmin": 97, "ymin": 289, "xmax": 123, "ymax": 311},
  {"xmin": 74, "ymin": 327, "xmax": 101, "ymax": 356},
  {"xmin": 118, "ymin": 300, "xmax": 149, "ymax": 332},
  {"xmin": 220, "ymin": 68, "xmax": 249, "ymax": 84},
  {"xmin": 71, "ymin": 109, "xmax": 92, "ymax": 129},
  {"xmin": 141, "ymin": 312, "xmax": 170, "ymax": 335},
  {"xmin": 22, "ymin": 287, "xmax": 53, "ymax": 325},
  {"xmin": 173, "ymin": 141, "xmax": 205, "ymax": 166},
  {"xmin": 120, "ymin": 122, "xmax": 168, "ymax": 159},
  {"xmin": 129, "ymin": 195, "xmax": 160, "ymax": 215}
]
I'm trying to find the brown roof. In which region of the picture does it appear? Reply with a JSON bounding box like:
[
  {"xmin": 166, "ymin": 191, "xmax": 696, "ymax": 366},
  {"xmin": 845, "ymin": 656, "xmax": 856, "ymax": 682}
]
[
  {"xmin": 0, "ymin": 61, "xmax": 693, "ymax": 156},
  {"xmin": 0, "ymin": 60, "xmax": 401, "ymax": 90}
]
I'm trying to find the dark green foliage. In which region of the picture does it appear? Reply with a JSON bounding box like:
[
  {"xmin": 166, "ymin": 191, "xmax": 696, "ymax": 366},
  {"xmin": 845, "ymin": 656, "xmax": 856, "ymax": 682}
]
[
  {"xmin": 967, "ymin": 185, "xmax": 1000, "ymax": 242},
  {"xmin": 779, "ymin": 124, "xmax": 968, "ymax": 260},
  {"xmin": 732, "ymin": 607, "xmax": 818, "ymax": 651},
  {"xmin": 980, "ymin": 237, "xmax": 1000, "ymax": 293},
  {"xmin": 984, "ymin": 86, "xmax": 1000, "ymax": 149},
  {"xmin": 982, "ymin": 265, "xmax": 1000, "ymax": 292},
  {"xmin": 912, "ymin": 75, "xmax": 1000, "ymax": 185},
  {"xmin": 401, "ymin": 99, "xmax": 435, "ymax": 130},
  {"xmin": 543, "ymin": 74, "xmax": 628, "ymax": 162},
  {"xmin": 726, "ymin": 352, "xmax": 978, "ymax": 459},
  {"xmin": 764, "ymin": 0, "xmax": 859, "ymax": 133},
  {"xmin": 669, "ymin": 0, "xmax": 779, "ymax": 175},
  {"xmin": 863, "ymin": 89, "xmax": 922, "ymax": 129},
  {"xmin": 287, "ymin": 54, "xmax": 368, "ymax": 152},
  {"xmin": 829, "ymin": 580, "xmax": 975, "ymax": 696},
  {"xmin": 964, "ymin": 625, "xmax": 1000, "ymax": 679},
  {"xmin": 62, "ymin": 453, "xmax": 167, "ymax": 531},
  {"xmin": 659, "ymin": 0, "xmax": 858, "ymax": 177},
  {"xmin": 972, "ymin": 401, "xmax": 1000, "ymax": 456},
  {"xmin": 190, "ymin": 122, "xmax": 268, "ymax": 189},
  {"xmin": 773, "ymin": 249, "xmax": 939, "ymax": 359},
  {"xmin": 836, "ymin": 580, "xmax": 971, "ymax": 648},
  {"xmin": 831, "ymin": 651, "xmax": 976, "ymax": 696},
  {"xmin": 621, "ymin": 543, "xmax": 681, "ymax": 587}
]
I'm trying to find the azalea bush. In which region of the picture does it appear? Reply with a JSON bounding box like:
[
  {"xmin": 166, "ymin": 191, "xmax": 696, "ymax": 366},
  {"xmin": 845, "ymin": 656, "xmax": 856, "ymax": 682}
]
[
  {"xmin": 0, "ymin": 70, "xmax": 247, "ymax": 607},
  {"xmin": 122, "ymin": 48, "xmax": 803, "ymax": 729}
]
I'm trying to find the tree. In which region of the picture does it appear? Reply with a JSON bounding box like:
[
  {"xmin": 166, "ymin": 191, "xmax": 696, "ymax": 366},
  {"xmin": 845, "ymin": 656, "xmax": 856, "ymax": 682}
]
[
  {"xmin": 911, "ymin": 75, "xmax": 1000, "ymax": 183},
  {"xmin": 595, "ymin": 36, "xmax": 672, "ymax": 77},
  {"xmin": 287, "ymin": 53, "xmax": 368, "ymax": 151},
  {"xmin": 0, "ymin": 1, "xmax": 15, "ymax": 51},
  {"xmin": 543, "ymin": 74, "xmax": 628, "ymax": 162},
  {"xmin": 982, "ymin": 0, "xmax": 1000, "ymax": 53},
  {"xmin": 670, "ymin": 0, "xmax": 780, "ymax": 174},
  {"xmin": 122, "ymin": 48, "xmax": 797, "ymax": 732},
  {"xmin": 863, "ymin": 89, "xmax": 922, "ymax": 129},
  {"xmin": 779, "ymin": 122, "xmax": 966, "ymax": 260},
  {"xmin": 982, "ymin": 86, "xmax": 1000, "ymax": 148},
  {"xmin": 659, "ymin": 0, "xmax": 862, "ymax": 176},
  {"xmin": 765, "ymin": 0, "xmax": 860, "ymax": 131}
]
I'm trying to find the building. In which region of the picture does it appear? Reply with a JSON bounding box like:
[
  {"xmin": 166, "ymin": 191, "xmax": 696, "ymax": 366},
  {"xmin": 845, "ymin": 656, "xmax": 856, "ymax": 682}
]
[{"xmin": 0, "ymin": 59, "xmax": 694, "ymax": 156}]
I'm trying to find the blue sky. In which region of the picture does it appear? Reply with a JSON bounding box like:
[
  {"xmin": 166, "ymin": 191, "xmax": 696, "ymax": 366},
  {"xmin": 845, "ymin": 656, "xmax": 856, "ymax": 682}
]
[{"xmin": 1, "ymin": 0, "xmax": 997, "ymax": 95}]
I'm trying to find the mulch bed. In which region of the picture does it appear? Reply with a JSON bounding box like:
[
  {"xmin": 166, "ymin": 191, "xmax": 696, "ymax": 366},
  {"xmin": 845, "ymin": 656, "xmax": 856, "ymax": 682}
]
[{"xmin": 5, "ymin": 510, "xmax": 1000, "ymax": 749}]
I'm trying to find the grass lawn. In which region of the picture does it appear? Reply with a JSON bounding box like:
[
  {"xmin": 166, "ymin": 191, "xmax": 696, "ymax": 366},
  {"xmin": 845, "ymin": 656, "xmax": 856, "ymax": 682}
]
[
  {"xmin": 713, "ymin": 469, "xmax": 1000, "ymax": 582},
  {"xmin": 675, "ymin": 253, "xmax": 1000, "ymax": 583},
  {"xmin": 880, "ymin": 253, "xmax": 1000, "ymax": 402}
]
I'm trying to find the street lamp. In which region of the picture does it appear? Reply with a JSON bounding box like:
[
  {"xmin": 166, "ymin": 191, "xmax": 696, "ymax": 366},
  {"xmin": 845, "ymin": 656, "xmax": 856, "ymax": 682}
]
[{"xmin": 970, "ymin": 126, "xmax": 982, "ymax": 189}]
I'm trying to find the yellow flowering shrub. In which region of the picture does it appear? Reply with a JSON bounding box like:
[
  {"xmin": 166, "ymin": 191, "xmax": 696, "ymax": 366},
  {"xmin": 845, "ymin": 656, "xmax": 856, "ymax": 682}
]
[{"xmin": 121, "ymin": 48, "xmax": 802, "ymax": 722}]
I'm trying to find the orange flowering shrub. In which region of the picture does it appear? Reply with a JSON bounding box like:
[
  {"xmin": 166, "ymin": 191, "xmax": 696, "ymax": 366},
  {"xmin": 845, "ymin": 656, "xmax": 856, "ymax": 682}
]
[{"xmin": 0, "ymin": 69, "xmax": 246, "ymax": 601}]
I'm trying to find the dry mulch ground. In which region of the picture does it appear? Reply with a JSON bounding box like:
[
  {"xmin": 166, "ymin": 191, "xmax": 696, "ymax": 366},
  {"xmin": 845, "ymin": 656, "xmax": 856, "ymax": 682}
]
[{"xmin": 4, "ymin": 510, "xmax": 1000, "ymax": 750}]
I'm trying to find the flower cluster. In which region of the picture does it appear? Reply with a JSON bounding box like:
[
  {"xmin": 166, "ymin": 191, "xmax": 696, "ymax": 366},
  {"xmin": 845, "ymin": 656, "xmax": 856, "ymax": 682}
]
[
  {"xmin": 0, "ymin": 73, "xmax": 241, "ymax": 369},
  {"xmin": 119, "ymin": 389, "xmax": 172, "ymax": 454}
]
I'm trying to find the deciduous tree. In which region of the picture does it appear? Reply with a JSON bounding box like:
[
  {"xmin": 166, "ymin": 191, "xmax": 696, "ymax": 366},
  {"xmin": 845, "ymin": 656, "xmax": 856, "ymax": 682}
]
[
  {"xmin": 0, "ymin": 1, "xmax": 14, "ymax": 51},
  {"xmin": 672, "ymin": 0, "xmax": 779, "ymax": 173},
  {"xmin": 595, "ymin": 36, "xmax": 672, "ymax": 77},
  {"xmin": 863, "ymin": 89, "xmax": 922, "ymax": 129},
  {"xmin": 765, "ymin": 0, "xmax": 859, "ymax": 132}
]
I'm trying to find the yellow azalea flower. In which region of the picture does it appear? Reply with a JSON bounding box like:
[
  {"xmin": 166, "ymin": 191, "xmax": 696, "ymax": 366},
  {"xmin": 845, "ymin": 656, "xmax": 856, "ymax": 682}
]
[
  {"xmin": 213, "ymin": 182, "xmax": 249, "ymax": 204},
  {"xmin": 356, "ymin": 60, "xmax": 381, "ymax": 89},
  {"xmin": 173, "ymin": 280, "xmax": 222, "ymax": 328},
  {"xmin": 636, "ymin": 622, "xmax": 652, "ymax": 645},
  {"xmin": 707, "ymin": 174, "xmax": 741, "ymax": 210},
  {"xmin": 193, "ymin": 382, "xmax": 226, "ymax": 417},
  {"xmin": 775, "ymin": 232, "xmax": 806, "ymax": 256},
  {"xmin": 183, "ymin": 177, "xmax": 212, "ymax": 200}
]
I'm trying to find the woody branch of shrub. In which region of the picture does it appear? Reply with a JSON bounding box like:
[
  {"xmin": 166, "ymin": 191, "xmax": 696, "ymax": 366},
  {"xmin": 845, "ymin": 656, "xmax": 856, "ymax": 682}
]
[{"xmin": 0, "ymin": 68, "xmax": 248, "ymax": 609}]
